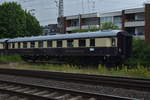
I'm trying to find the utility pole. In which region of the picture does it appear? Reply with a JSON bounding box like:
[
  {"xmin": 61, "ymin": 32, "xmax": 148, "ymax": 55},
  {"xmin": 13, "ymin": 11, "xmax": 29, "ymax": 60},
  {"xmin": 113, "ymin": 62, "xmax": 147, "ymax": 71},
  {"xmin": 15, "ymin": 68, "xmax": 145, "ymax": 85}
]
[
  {"xmin": 58, "ymin": 0, "xmax": 64, "ymax": 17},
  {"xmin": 57, "ymin": 0, "xmax": 66, "ymax": 33},
  {"xmin": 87, "ymin": 0, "xmax": 90, "ymax": 13},
  {"xmin": 92, "ymin": 0, "xmax": 96, "ymax": 12}
]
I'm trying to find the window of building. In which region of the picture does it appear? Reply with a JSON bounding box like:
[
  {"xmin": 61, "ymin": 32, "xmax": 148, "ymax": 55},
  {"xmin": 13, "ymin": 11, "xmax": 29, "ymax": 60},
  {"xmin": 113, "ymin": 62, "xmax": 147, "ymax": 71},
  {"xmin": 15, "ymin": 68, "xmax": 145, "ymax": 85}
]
[
  {"xmin": 90, "ymin": 39, "xmax": 95, "ymax": 47},
  {"xmin": 135, "ymin": 27, "xmax": 144, "ymax": 35},
  {"xmin": 114, "ymin": 16, "xmax": 122, "ymax": 24},
  {"xmin": 71, "ymin": 19, "xmax": 79, "ymax": 26},
  {"xmin": 135, "ymin": 13, "xmax": 144, "ymax": 21},
  {"xmin": 23, "ymin": 42, "xmax": 27, "ymax": 48},
  {"xmin": 47, "ymin": 40, "xmax": 52, "ymax": 47},
  {"xmin": 101, "ymin": 17, "xmax": 113, "ymax": 24},
  {"xmin": 113, "ymin": 16, "xmax": 122, "ymax": 28},
  {"xmin": 79, "ymin": 39, "xmax": 86, "ymax": 47},
  {"xmin": 126, "ymin": 14, "xmax": 135, "ymax": 21},
  {"xmin": 112, "ymin": 38, "xmax": 116, "ymax": 46},
  {"xmin": 38, "ymin": 41, "xmax": 43, "ymax": 48},
  {"xmin": 30, "ymin": 42, "xmax": 35, "ymax": 48},
  {"xmin": 82, "ymin": 18, "xmax": 98, "ymax": 25},
  {"xmin": 57, "ymin": 40, "xmax": 62, "ymax": 47},
  {"xmin": 67, "ymin": 40, "xmax": 73, "ymax": 47}
]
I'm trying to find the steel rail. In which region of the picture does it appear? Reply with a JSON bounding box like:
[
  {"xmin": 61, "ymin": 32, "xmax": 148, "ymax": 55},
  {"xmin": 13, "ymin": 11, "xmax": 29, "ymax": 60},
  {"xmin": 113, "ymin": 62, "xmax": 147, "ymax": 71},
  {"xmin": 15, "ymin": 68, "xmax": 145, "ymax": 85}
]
[
  {"xmin": 0, "ymin": 80, "xmax": 137, "ymax": 100},
  {"xmin": 0, "ymin": 68, "xmax": 149, "ymax": 92}
]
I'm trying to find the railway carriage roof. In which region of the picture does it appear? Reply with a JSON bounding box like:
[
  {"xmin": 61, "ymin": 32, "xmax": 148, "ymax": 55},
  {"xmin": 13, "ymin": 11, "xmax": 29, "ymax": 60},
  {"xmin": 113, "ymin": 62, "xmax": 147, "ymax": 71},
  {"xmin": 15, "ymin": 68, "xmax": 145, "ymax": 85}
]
[
  {"xmin": 8, "ymin": 30, "xmax": 126, "ymax": 42},
  {"xmin": 0, "ymin": 39, "xmax": 9, "ymax": 43}
]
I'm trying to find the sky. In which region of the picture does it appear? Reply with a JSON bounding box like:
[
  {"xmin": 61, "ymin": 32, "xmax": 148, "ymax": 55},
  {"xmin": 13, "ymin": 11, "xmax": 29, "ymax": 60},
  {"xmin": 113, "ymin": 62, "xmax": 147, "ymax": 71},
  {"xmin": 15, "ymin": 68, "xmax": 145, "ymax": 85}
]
[
  {"xmin": 0, "ymin": 0, "xmax": 148, "ymax": 25},
  {"xmin": 64, "ymin": 0, "xmax": 146, "ymax": 15}
]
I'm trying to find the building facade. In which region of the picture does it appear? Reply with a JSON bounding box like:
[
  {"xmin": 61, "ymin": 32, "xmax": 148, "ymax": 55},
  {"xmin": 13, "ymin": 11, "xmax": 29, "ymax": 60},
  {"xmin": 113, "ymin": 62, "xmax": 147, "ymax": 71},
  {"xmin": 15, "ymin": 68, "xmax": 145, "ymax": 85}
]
[
  {"xmin": 64, "ymin": 13, "xmax": 100, "ymax": 33},
  {"xmin": 123, "ymin": 8, "xmax": 144, "ymax": 35},
  {"xmin": 100, "ymin": 8, "xmax": 145, "ymax": 35},
  {"xmin": 59, "ymin": 7, "xmax": 146, "ymax": 36}
]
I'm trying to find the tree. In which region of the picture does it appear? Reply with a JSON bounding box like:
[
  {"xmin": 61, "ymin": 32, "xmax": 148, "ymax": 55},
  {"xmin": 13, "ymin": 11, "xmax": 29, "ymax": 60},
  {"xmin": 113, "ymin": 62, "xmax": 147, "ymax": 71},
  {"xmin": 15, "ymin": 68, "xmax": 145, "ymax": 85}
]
[
  {"xmin": 25, "ymin": 11, "xmax": 42, "ymax": 36},
  {"xmin": 100, "ymin": 22, "xmax": 119, "ymax": 30},
  {"xmin": 0, "ymin": 2, "xmax": 42, "ymax": 38}
]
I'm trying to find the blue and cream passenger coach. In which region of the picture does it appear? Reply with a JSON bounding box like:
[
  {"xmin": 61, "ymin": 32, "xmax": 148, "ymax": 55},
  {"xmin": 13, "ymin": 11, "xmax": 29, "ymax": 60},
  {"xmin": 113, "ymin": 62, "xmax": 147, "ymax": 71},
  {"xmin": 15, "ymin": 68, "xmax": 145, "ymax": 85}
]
[{"xmin": 0, "ymin": 30, "xmax": 132, "ymax": 65}]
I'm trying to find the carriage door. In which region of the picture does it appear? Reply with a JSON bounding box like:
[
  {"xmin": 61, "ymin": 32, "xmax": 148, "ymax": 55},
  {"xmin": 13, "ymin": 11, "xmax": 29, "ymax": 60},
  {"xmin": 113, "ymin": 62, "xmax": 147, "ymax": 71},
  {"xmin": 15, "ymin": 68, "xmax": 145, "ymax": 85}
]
[
  {"xmin": 117, "ymin": 33, "xmax": 132, "ymax": 57},
  {"xmin": 4, "ymin": 40, "xmax": 9, "ymax": 50},
  {"xmin": 117, "ymin": 33, "xmax": 126, "ymax": 55},
  {"xmin": 125, "ymin": 35, "xmax": 132, "ymax": 57}
]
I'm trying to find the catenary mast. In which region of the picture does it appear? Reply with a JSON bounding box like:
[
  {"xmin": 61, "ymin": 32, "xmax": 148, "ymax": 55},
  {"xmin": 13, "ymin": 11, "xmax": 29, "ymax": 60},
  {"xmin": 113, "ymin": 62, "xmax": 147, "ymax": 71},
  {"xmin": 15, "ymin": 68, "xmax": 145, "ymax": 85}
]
[
  {"xmin": 58, "ymin": 0, "xmax": 64, "ymax": 17},
  {"xmin": 57, "ymin": 0, "xmax": 65, "ymax": 33}
]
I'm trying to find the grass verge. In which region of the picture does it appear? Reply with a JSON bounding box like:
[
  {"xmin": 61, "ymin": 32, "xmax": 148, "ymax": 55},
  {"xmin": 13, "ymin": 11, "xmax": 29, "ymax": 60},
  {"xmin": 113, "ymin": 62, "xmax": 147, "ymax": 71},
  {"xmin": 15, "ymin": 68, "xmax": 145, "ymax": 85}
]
[
  {"xmin": 0, "ymin": 64, "xmax": 149, "ymax": 78},
  {"xmin": 0, "ymin": 55, "xmax": 23, "ymax": 63}
]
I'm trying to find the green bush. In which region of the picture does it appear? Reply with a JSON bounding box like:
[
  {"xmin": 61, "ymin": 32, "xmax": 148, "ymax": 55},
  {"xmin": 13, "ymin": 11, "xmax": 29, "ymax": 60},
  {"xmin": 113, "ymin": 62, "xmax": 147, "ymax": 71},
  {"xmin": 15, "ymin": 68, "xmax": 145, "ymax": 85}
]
[
  {"xmin": 100, "ymin": 22, "xmax": 119, "ymax": 30},
  {"xmin": 125, "ymin": 40, "xmax": 150, "ymax": 66},
  {"xmin": 71, "ymin": 27, "xmax": 100, "ymax": 33},
  {"xmin": 71, "ymin": 22, "xmax": 119, "ymax": 33}
]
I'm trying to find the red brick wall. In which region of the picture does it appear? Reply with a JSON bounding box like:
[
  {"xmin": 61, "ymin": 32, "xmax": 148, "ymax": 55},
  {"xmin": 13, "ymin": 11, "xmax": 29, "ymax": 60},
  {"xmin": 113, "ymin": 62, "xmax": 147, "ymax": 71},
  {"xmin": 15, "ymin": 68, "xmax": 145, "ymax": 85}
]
[
  {"xmin": 145, "ymin": 4, "xmax": 150, "ymax": 43},
  {"xmin": 121, "ymin": 10, "xmax": 125, "ymax": 30}
]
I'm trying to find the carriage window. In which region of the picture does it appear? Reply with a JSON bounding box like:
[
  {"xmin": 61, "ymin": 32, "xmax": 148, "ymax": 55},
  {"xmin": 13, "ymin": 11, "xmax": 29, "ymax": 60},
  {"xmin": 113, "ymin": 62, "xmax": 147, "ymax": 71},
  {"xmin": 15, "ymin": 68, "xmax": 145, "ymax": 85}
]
[
  {"xmin": 39, "ymin": 41, "xmax": 43, "ymax": 48},
  {"xmin": 18, "ymin": 42, "xmax": 21, "ymax": 48},
  {"xmin": 23, "ymin": 42, "xmax": 27, "ymax": 48},
  {"xmin": 79, "ymin": 39, "xmax": 86, "ymax": 47},
  {"xmin": 12, "ymin": 43, "xmax": 15, "ymax": 49},
  {"xmin": 57, "ymin": 40, "xmax": 62, "ymax": 47},
  {"xmin": 47, "ymin": 41, "xmax": 52, "ymax": 47},
  {"xmin": 67, "ymin": 40, "xmax": 73, "ymax": 47},
  {"xmin": 30, "ymin": 42, "xmax": 35, "ymax": 48},
  {"xmin": 112, "ymin": 38, "xmax": 116, "ymax": 46},
  {"xmin": 3, "ymin": 43, "xmax": 7, "ymax": 49},
  {"xmin": 8, "ymin": 43, "xmax": 11, "ymax": 49},
  {"xmin": 90, "ymin": 39, "xmax": 95, "ymax": 47}
]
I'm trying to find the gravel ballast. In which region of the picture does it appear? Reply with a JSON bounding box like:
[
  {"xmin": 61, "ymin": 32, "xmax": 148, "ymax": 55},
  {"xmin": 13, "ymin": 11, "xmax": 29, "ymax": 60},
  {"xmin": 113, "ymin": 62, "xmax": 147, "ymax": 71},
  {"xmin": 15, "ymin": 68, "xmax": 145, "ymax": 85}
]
[{"xmin": 0, "ymin": 74, "xmax": 148, "ymax": 100}]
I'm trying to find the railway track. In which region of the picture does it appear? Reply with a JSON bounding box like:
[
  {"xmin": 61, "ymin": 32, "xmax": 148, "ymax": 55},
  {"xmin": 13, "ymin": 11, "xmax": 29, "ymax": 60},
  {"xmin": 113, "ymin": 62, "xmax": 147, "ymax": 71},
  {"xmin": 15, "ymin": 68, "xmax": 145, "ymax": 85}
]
[
  {"xmin": 0, "ymin": 68, "xmax": 148, "ymax": 100},
  {"xmin": 0, "ymin": 80, "xmax": 135, "ymax": 100},
  {"xmin": 0, "ymin": 68, "xmax": 149, "ymax": 92}
]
